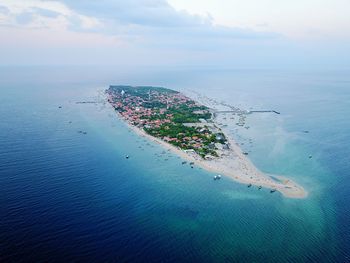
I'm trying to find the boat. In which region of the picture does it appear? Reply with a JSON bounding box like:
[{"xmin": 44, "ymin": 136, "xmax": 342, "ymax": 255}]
[
  {"xmin": 270, "ymin": 189, "xmax": 276, "ymax": 193},
  {"xmin": 182, "ymin": 161, "xmax": 187, "ymax": 165},
  {"xmin": 214, "ymin": 175, "xmax": 222, "ymax": 180},
  {"xmin": 247, "ymin": 184, "xmax": 252, "ymax": 188},
  {"xmin": 242, "ymin": 152, "xmax": 249, "ymax": 155},
  {"xmin": 190, "ymin": 162, "xmax": 194, "ymax": 165},
  {"xmin": 126, "ymin": 155, "xmax": 129, "ymax": 159},
  {"xmin": 258, "ymin": 186, "xmax": 262, "ymax": 190}
]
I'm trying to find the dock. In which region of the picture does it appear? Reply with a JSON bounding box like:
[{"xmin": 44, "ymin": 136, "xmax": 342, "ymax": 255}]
[
  {"xmin": 214, "ymin": 110, "xmax": 280, "ymax": 116},
  {"xmin": 76, "ymin": 101, "xmax": 100, "ymax": 104},
  {"xmin": 248, "ymin": 110, "xmax": 280, "ymax": 114}
]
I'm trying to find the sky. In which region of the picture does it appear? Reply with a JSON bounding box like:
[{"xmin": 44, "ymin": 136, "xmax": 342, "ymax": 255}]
[
  {"xmin": 0, "ymin": 0, "xmax": 349, "ymax": 68},
  {"xmin": 169, "ymin": 0, "xmax": 350, "ymax": 40}
]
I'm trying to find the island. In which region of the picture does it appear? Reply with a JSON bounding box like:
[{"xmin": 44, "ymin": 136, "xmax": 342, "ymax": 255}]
[{"xmin": 106, "ymin": 85, "xmax": 307, "ymax": 198}]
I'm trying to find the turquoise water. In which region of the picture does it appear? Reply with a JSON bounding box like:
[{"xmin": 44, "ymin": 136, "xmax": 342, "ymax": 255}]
[{"xmin": 0, "ymin": 66, "xmax": 349, "ymax": 262}]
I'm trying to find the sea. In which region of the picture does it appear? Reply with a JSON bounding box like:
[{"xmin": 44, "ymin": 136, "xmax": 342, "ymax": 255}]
[{"xmin": 1, "ymin": 66, "xmax": 349, "ymax": 262}]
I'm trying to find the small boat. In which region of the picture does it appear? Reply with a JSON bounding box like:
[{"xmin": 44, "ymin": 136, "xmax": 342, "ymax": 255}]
[
  {"xmin": 126, "ymin": 155, "xmax": 129, "ymax": 159},
  {"xmin": 190, "ymin": 162, "xmax": 194, "ymax": 165},
  {"xmin": 191, "ymin": 166, "xmax": 194, "ymax": 169},
  {"xmin": 213, "ymin": 175, "xmax": 222, "ymax": 180},
  {"xmin": 247, "ymin": 184, "xmax": 252, "ymax": 188},
  {"xmin": 270, "ymin": 189, "xmax": 276, "ymax": 193},
  {"xmin": 58, "ymin": 106, "xmax": 62, "ymax": 109},
  {"xmin": 182, "ymin": 161, "xmax": 187, "ymax": 165},
  {"xmin": 258, "ymin": 186, "xmax": 262, "ymax": 190},
  {"xmin": 309, "ymin": 155, "xmax": 312, "ymax": 159},
  {"xmin": 242, "ymin": 152, "xmax": 249, "ymax": 155}
]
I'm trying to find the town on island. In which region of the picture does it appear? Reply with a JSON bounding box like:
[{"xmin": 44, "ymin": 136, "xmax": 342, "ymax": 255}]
[{"xmin": 106, "ymin": 85, "xmax": 307, "ymax": 198}]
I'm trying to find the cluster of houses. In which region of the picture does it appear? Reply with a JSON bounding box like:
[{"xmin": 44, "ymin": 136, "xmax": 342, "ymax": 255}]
[
  {"xmin": 107, "ymin": 88, "xmax": 199, "ymax": 129},
  {"xmin": 107, "ymin": 90, "xmax": 174, "ymax": 128},
  {"xmin": 106, "ymin": 87, "xmax": 230, "ymax": 159}
]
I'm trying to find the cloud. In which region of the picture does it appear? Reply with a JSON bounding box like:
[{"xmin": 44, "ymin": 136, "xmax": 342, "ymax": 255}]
[
  {"xmin": 0, "ymin": 5, "xmax": 9, "ymax": 14},
  {"xmin": 31, "ymin": 7, "xmax": 60, "ymax": 18},
  {"xmin": 48, "ymin": 0, "xmax": 281, "ymax": 55},
  {"xmin": 0, "ymin": 0, "xmax": 280, "ymax": 45},
  {"xmin": 15, "ymin": 11, "xmax": 34, "ymax": 25},
  {"xmin": 57, "ymin": 0, "xmax": 211, "ymax": 27},
  {"xmin": 0, "ymin": 0, "xmax": 101, "ymax": 31},
  {"xmin": 3, "ymin": 0, "xmax": 345, "ymax": 68},
  {"xmin": 56, "ymin": 0, "xmax": 279, "ymax": 41},
  {"xmin": 12, "ymin": 7, "xmax": 60, "ymax": 26}
]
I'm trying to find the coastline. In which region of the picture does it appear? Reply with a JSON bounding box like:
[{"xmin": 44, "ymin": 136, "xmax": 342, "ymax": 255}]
[{"xmin": 103, "ymin": 89, "xmax": 307, "ymax": 199}]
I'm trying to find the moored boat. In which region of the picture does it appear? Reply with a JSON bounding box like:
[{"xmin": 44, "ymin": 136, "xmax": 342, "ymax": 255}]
[{"xmin": 214, "ymin": 174, "xmax": 222, "ymax": 180}]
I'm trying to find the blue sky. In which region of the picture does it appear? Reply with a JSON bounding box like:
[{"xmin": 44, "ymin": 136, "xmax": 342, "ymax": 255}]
[{"xmin": 0, "ymin": 0, "xmax": 349, "ymax": 68}]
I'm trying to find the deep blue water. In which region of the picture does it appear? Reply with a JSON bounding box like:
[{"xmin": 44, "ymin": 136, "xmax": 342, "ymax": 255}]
[{"xmin": 1, "ymin": 66, "xmax": 350, "ymax": 262}]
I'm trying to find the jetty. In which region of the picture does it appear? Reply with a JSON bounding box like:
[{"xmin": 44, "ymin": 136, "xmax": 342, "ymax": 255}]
[
  {"xmin": 248, "ymin": 110, "xmax": 280, "ymax": 114},
  {"xmin": 213, "ymin": 110, "xmax": 280, "ymax": 118},
  {"xmin": 76, "ymin": 101, "xmax": 100, "ymax": 104}
]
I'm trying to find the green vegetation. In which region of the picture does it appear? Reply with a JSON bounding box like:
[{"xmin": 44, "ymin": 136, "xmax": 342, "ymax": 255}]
[
  {"xmin": 140, "ymin": 113, "xmax": 167, "ymax": 120},
  {"xmin": 110, "ymin": 85, "xmax": 178, "ymax": 96},
  {"xmin": 168, "ymin": 104, "xmax": 212, "ymax": 123},
  {"xmin": 144, "ymin": 123, "xmax": 223, "ymax": 158}
]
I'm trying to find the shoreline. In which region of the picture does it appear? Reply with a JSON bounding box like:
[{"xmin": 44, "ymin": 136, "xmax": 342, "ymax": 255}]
[{"xmin": 103, "ymin": 89, "xmax": 307, "ymax": 199}]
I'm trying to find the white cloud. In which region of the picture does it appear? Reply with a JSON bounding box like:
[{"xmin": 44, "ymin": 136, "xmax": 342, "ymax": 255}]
[
  {"xmin": 168, "ymin": 0, "xmax": 350, "ymax": 40},
  {"xmin": 0, "ymin": 0, "xmax": 279, "ymax": 50},
  {"xmin": 54, "ymin": 0, "xmax": 281, "ymax": 51},
  {"xmin": 0, "ymin": 0, "xmax": 102, "ymax": 31},
  {"xmin": 0, "ymin": 0, "xmax": 348, "ymax": 68}
]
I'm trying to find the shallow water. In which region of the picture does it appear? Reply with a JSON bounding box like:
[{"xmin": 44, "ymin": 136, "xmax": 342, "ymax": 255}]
[{"xmin": 0, "ymin": 66, "xmax": 349, "ymax": 262}]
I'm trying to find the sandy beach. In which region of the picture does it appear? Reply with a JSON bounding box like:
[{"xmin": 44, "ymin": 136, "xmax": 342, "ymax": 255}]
[{"xmin": 128, "ymin": 120, "xmax": 307, "ymax": 198}]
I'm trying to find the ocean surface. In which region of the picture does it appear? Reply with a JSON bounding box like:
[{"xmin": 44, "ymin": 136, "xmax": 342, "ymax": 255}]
[{"xmin": 1, "ymin": 66, "xmax": 349, "ymax": 262}]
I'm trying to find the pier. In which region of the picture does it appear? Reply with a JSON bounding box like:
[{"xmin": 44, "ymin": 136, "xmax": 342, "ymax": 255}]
[
  {"xmin": 248, "ymin": 110, "xmax": 280, "ymax": 114},
  {"xmin": 214, "ymin": 110, "xmax": 280, "ymax": 115},
  {"xmin": 76, "ymin": 101, "xmax": 100, "ymax": 104}
]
